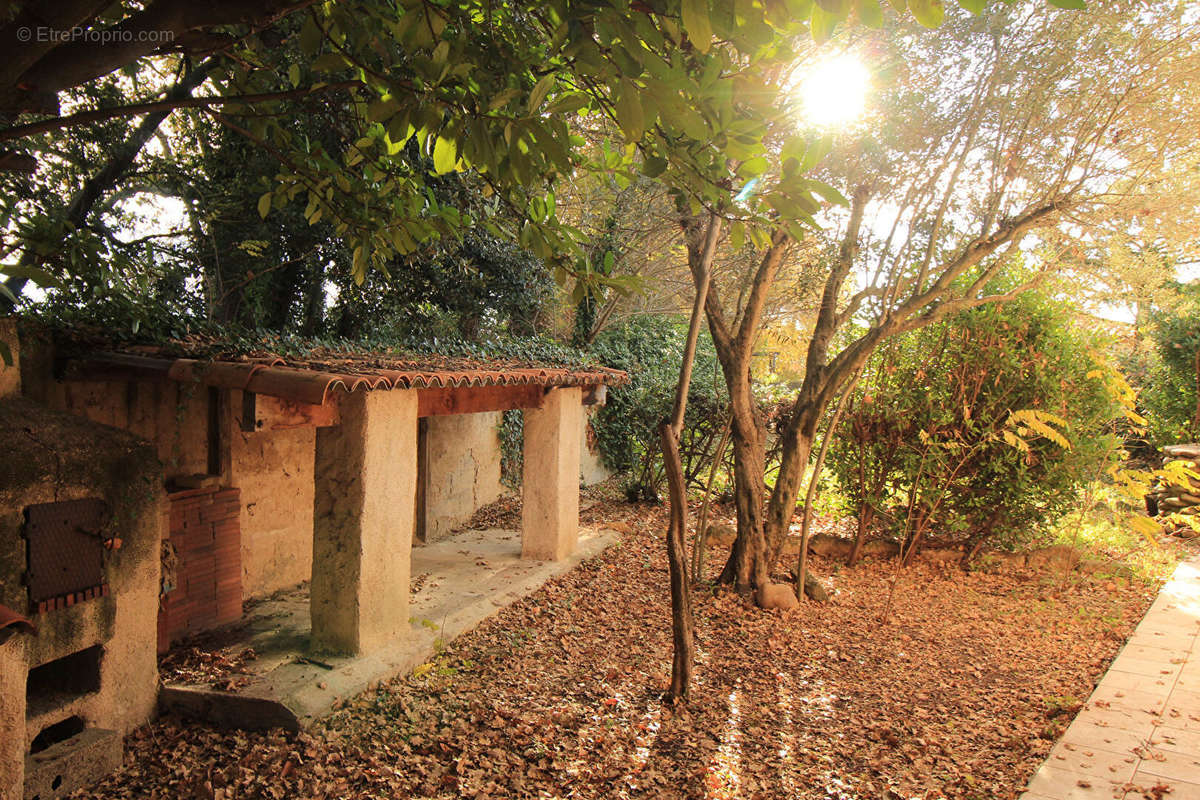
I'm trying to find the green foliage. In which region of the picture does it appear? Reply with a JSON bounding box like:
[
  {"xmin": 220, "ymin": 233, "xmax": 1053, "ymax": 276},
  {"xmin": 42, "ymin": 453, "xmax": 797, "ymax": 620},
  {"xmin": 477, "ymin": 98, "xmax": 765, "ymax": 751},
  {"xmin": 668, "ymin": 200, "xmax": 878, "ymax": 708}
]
[
  {"xmin": 21, "ymin": 308, "xmax": 596, "ymax": 372},
  {"xmin": 7, "ymin": 0, "xmax": 1067, "ymax": 300},
  {"xmin": 827, "ymin": 291, "xmax": 1125, "ymax": 551},
  {"xmin": 499, "ymin": 409, "xmax": 524, "ymax": 488},
  {"xmin": 328, "ymin": 230, "xmax": 555, "ymax": 342},
  {"xmin": 1140, "ymin": 281, "xmax": 1200, "ymax": 445},
  {"xmin": 589, "ymin": 315, "xmax": 726, "ymax": 494}
]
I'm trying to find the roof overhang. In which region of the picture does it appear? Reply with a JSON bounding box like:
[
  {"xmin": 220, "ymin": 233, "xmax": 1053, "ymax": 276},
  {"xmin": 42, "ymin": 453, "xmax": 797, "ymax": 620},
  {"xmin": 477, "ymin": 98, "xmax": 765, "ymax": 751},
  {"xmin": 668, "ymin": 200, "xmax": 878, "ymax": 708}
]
[{"xmin": 64, "ymin": 352, "xmax": 623, "ymax": 418}]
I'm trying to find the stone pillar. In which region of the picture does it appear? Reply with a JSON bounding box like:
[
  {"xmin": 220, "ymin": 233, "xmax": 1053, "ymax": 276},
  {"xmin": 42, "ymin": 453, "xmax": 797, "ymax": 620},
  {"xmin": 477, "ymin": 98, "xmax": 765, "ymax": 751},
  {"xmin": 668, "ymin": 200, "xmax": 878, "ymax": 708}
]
[
  {"xmin": 311, "ymin": 389, "xmax": 417, "ymax": 655},
  {"xmin": 522, "ymin": 387, "xmax": 582, "ymax": 561}
]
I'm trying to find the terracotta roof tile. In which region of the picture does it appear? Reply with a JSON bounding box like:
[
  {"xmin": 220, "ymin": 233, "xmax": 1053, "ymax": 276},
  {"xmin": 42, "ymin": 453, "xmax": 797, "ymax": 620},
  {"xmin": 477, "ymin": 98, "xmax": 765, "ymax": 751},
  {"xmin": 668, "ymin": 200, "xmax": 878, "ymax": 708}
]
[{"xmin": 78, "ymin": 351, "xmax": 627, "ymax": 407}]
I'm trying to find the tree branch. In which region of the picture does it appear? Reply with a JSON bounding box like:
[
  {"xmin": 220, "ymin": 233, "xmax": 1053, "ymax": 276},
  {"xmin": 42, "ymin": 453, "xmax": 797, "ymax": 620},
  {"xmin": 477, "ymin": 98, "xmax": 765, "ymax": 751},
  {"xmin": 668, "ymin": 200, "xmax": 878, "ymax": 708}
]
[
  {"xmin": 732, "ymin": 228, "xmax": 790, "ymax": 365},
  {"xmin": 0, "ymin": 80, "xmax": 363, "ymax": 143},
  {"xmin": 3, "ymin": 0, "xmax": 315, "ymax": 113}
]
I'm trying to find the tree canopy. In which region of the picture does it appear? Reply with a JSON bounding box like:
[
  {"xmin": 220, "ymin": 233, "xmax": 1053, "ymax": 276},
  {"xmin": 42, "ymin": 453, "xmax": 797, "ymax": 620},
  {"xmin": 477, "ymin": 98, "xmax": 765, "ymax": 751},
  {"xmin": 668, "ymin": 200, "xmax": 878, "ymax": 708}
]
[{"xmin": 3, "ymin": 0, "xmax": 1090, "ymax": 307}]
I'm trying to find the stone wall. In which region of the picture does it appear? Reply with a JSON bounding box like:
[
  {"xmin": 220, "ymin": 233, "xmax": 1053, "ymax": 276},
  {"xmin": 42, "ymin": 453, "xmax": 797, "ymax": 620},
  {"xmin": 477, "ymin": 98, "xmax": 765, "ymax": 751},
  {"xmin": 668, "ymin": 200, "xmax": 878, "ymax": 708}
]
[
  {"xmin": 421, "ymin": 411, "xmax": 504, "ymax": 541},
  {"xmin": 228, "ymin": 393, "xmax": 316, "ymax": 598},
  {"xmin": 579, "ymin": 407, "xmax": 612, "ymax": 487}
]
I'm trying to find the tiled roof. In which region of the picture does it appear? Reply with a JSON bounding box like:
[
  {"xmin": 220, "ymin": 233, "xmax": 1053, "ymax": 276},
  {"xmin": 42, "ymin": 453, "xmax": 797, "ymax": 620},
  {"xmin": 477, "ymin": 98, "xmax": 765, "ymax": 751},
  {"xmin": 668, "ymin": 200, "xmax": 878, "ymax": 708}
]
[
  {"xmin": 78, "ymin": 351, "xmax": 627, "ymax": 406},
  {"xmin": 0, "ymin": 602, "xmax": 35, "ymax": 641}
]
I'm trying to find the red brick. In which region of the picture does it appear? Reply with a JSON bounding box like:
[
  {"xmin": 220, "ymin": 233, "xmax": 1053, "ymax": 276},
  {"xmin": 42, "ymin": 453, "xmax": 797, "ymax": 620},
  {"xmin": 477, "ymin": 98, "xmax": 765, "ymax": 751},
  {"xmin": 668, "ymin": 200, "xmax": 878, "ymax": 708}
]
[
  {"xmin": 214, "ymin": 543, "xmax": 240, "ymax": 559},
  {"xmin": 168, "ymin": 486, "xmax": 221, "ymax": 501},
  {"xmin": 216, "ymin": 603, "xmax": 241, "ymax": 620},
  {"xmin": 183, "ymin": 557, "xmax": 213, "ymax": 572}
]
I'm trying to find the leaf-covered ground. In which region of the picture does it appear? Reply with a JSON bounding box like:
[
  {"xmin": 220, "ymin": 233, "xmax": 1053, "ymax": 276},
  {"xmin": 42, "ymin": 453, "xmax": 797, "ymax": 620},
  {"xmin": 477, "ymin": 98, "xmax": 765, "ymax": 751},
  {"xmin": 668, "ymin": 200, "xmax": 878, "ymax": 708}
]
[{"xmin": 79, "ymin": 499, "xmax": 1169, "ymax": 800}]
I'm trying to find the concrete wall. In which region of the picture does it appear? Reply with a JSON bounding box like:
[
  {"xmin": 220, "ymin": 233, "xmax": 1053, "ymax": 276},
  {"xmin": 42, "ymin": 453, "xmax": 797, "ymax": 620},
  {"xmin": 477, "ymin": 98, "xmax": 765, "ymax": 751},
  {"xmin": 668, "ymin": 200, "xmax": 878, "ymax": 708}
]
[
  {"xmin": 421, "ymin": 411, "xmax": 504, "ymax": 541},
  {"xmin": 579, "ymin": 407, "xmax": 612, "ymax": 487},
  {"xmin": 522, "ymin": 387, "xmax": 582, "ymax": 561},
  {"xmin": 24, "ymin": 368, "xmax": 210, "ymax": 480},
  {"xmin": 0, "ymin": 393, "xmax": 162, "ymax": 800},
  {"xmin": 19, "ymin": 339, "xmax": 316, "ymax": 603},
  {"xmin": 37, "ymin": 378, "xmax": 315, "ymax": 602},
  {"xmin": 229, "ymin": 392, "xmax": 316, "ymax": 598}
]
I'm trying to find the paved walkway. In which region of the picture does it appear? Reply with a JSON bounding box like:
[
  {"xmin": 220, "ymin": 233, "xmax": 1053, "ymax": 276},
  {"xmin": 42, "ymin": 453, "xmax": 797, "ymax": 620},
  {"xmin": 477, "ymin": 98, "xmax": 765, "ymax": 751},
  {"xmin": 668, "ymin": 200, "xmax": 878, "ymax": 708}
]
[{"xmin": 1021, "ymin": 557, "xmax": 1200, "ymax": 800}]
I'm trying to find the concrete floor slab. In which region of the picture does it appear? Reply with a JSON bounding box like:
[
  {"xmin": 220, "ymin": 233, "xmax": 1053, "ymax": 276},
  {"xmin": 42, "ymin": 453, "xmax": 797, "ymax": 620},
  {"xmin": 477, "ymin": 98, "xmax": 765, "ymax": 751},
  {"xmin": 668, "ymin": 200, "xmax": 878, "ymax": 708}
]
[
  {"xmin": 1128, "ymin": 773, "xmax": 1200, "ymax": 798},
  {"xmin": 1086, "ymin": 685, "xmax": 1170, "ymax": 713},
  {"xmin": 1040, "ymin": 743, "xmax": 1139, "ymax": 782},
  {"xmin": 1023, "ymin": 763, "xmax": 1129, "ymax": 799},
  {"xmin": 1134, "ymin": 748, "xmax": 1200, "ymax": 785},
  {"xmin": 159, "ymin": 526, "xmax": 617, "ymax": 729},
  {"xmin": 1058, "ymin": 719, "xmax": 1153, "ymax": 755},
  {"xmin": 1148, "ymin": 724, "xmax": 1200, "ymax": 754},
  {"xmin": 1020, "ymin": 557, "xmax": 1200, "ymax": 800}
]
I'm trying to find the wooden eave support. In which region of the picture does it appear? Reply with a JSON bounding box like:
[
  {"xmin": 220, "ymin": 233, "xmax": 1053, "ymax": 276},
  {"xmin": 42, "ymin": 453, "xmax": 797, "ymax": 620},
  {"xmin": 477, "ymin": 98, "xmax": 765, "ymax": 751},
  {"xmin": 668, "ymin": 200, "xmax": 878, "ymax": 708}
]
[
  {"xmin": 417, "ymin": 383, "xmax": 545, "ymax": 417},
  {"xmin": 240, "ymin": 392, "xmax": 340, "ymax": 432}
]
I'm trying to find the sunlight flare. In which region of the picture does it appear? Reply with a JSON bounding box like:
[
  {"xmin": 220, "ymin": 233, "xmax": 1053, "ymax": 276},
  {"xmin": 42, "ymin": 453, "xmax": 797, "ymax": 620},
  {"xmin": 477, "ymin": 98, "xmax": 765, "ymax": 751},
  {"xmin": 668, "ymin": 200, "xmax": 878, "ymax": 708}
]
[{"xmin": 795, "ymin": 52, "xmax": 871, "ymax": 128}]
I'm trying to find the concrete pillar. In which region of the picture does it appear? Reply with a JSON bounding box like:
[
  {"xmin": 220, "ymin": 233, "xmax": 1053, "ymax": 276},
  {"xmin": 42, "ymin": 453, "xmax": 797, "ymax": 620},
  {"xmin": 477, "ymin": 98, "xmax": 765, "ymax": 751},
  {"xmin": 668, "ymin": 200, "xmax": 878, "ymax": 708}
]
[
  {"xmin": 521, "ymin": 387, "xmax": 582, "ymax": 561},
  {"xmin": 0, "ymin": 639, "xmax": 24, "ymax": 800},
  {"xmin": 311, "ymin": 389, "xmax": 417, "ymax": 655}
]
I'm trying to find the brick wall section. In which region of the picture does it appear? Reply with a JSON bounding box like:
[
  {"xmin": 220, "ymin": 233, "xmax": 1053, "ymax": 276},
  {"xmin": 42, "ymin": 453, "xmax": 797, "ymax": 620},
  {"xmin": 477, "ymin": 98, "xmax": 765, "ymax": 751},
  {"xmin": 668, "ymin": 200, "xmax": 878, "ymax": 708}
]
[{"xmin": 157, "ymin": 486, "xmax": 242, "ymax": 653}]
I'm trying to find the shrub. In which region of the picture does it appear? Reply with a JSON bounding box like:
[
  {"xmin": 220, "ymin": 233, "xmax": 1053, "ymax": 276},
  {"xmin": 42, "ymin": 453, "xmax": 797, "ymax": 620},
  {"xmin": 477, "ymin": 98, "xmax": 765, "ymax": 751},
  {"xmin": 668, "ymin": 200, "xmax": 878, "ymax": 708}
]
[
  {"xmin": 589, "ymin": 315, "xmax": 727, "ymax": 498},
  {"xmin": 826, "ymin": 292, "xmax": 1125, "ymax": 555},
  {"xmin": 1139, "ymin": 282, "xmax": 1200, "ymax": 446}
]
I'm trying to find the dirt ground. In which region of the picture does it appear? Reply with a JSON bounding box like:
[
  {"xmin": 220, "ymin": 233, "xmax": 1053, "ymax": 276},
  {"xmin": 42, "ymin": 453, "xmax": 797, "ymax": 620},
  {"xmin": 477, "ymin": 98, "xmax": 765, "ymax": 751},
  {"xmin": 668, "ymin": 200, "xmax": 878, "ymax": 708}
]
[{"xmin": 78, "ymin": 496, "xmax": 1176, "ymax": 800}]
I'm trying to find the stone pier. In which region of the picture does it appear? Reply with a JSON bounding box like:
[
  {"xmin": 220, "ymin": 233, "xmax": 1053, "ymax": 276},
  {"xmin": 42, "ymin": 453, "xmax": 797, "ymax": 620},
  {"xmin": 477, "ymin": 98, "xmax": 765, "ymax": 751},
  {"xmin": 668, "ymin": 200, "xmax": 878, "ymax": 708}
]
[
  {"xmin": 311, "ymin": 389, "xmax": 417, "ymax": 655},
  {"xmin": 521, "ymin": 387, "xmax": 582, "ymax": 562}
]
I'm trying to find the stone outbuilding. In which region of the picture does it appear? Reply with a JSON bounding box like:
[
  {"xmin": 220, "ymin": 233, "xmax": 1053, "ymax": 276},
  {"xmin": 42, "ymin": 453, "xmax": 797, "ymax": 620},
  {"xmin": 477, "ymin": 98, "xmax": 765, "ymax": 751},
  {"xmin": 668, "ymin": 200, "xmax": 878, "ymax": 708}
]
[
  {"xmin": 14, "ymin": 324, "xmax": 625, "ymax": 658},
  {"xmin": 0, "ymin": 322, "xmax": 163, "ymax": 800}
]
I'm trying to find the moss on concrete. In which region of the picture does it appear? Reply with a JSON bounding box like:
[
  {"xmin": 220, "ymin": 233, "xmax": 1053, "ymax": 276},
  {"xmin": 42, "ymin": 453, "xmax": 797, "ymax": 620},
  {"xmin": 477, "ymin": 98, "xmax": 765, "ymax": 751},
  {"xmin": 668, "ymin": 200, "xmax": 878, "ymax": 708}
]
[{"xmin": 0, "ymin": 397, "xmax": 160, "ymax": 508}]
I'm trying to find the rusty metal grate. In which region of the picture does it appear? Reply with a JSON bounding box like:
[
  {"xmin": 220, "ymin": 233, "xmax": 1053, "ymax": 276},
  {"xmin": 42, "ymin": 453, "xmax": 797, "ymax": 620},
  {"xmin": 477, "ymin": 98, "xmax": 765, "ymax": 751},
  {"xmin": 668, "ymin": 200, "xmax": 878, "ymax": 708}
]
[{"xmin": 24, "ymin": 499, "xmax": 108, "ymax": 609}]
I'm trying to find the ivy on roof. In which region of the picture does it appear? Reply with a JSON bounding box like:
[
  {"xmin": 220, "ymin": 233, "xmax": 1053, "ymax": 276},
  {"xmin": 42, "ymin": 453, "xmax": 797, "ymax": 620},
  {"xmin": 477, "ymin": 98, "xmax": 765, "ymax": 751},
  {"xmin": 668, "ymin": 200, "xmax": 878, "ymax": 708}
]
[{"xmin": 17, "ymin": 308, "xmax": 605, "ymax": 372}]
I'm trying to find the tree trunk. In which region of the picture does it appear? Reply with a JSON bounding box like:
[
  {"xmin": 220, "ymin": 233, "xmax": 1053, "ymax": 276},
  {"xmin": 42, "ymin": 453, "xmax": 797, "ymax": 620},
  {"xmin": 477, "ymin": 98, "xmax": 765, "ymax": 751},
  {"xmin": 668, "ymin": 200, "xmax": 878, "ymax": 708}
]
[
  {"xmin": 691, "ymin": 410, "xmax": 732, "ymax": 580},
  {"xmin": 658, "ymin": 212, "xmax": 720, "ymax": 702},
  {"xmin": 660, "ymin": 423, "xmax": 694, "ymax": 702},
  {"xmin": 714, "ymin": 365, "xmax": 771, "ymax": 596},
  {"xmin": 848, "ymin": 505, "xmax": 873, "ymax": 567},
  {"xmin": 796, "ymin": 371, "xmax": 857, "ymax": 599},
  {"xmin": 901, "ymin": 508, "xmax": 930, "ymax": 567},
  {"xmin": 763, "ymin": 406, "xmax": 819, "ymax": 568}
]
